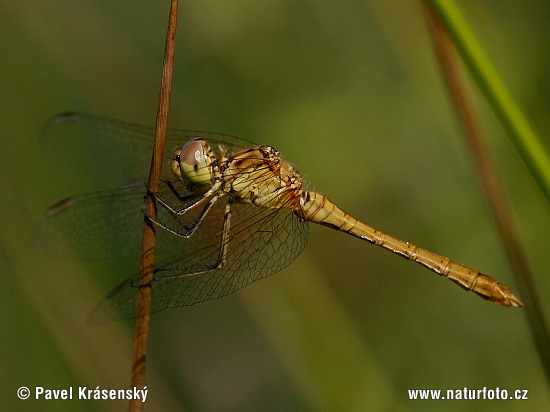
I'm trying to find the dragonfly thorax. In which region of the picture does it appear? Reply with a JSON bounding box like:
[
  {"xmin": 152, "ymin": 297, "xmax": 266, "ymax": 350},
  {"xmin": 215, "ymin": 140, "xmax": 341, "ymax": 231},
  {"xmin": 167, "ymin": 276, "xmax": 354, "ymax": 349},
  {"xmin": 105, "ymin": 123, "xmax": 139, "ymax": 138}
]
[{"xmin": 224, "ymin": 145, "xmax": 304, "ymax": 211}]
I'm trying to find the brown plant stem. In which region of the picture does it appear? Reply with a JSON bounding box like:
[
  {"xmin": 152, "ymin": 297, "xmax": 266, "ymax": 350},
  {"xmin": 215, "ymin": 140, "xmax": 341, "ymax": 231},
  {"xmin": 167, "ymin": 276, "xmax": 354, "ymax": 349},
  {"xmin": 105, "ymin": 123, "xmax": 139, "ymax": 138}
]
[
  {"xmin": 424, "ymin": 4, "xmax": 550, "ymax": 383},
  {"xmin": 129, "ymin": 0, "xmax": 179, "ymax": 410}
]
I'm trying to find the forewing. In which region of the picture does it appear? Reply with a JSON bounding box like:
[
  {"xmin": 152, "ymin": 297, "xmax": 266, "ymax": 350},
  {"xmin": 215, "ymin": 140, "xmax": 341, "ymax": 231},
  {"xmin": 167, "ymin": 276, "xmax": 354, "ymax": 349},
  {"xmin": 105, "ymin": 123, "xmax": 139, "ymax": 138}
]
[
  {"xmin": 35, "ymin": 111, "xmax": 259, "ymax": 258},
  {"xmin": 40, "ymin": 112, "xmax": 256, "ymax": 184}
]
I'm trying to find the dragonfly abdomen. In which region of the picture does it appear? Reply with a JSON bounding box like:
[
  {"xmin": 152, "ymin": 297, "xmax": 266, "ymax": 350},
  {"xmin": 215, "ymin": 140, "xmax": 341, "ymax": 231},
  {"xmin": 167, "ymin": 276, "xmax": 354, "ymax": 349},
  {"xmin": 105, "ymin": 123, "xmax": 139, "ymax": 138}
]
[{"xmin": 299, "ymin": 190, "xmax": 523, "ymax": 307}]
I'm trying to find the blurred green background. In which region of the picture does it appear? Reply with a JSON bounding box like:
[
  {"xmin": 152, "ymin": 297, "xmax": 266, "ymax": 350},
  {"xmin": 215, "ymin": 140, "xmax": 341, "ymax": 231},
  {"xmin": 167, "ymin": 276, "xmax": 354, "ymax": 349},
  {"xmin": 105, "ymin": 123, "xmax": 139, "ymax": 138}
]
[{"xmin": 1, "ymin": 1, "xmax": 549, "ymax": 411}]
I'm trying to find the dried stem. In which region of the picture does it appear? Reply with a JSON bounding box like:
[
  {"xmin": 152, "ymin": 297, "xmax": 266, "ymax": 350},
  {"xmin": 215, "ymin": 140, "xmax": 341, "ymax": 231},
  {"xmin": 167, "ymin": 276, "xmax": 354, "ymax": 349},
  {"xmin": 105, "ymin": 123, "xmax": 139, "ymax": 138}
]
[
  {"xmin": 129, "ymin": 0, "xmax": 179, "ymax": 410},
  {"xmin": 424, "ymin": 4, "xmax": 550, "ymax": 383}
]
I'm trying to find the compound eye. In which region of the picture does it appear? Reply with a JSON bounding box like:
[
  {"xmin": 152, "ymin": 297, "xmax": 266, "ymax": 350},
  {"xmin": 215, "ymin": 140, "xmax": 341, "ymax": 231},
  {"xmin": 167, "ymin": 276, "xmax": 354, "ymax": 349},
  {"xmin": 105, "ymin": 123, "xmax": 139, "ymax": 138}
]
[{"xmin": 178, "ymin": 138, "xmax": 213, "ymax": 184}]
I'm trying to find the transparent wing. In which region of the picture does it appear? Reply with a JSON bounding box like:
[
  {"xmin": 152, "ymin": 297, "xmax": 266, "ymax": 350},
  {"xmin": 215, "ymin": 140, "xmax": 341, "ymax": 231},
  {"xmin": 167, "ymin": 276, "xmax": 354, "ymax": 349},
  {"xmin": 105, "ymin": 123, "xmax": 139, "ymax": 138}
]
[
  {"xmin": 37, "ymin": 112, "xmax": 310, "ymax": 321},
  {"xmin": 35, "ymin": 111, "xmax": 260, "ymax": 258},
  {"xmin": 32, "ymin": 178, "xmax": 210, "ymax": 259},
  {"xmin": 40, "ymin": 112, "xmax": 256, "ymax": 184},
  {"xmin": 32, "ymin": 184, "xmax": 147, "ymax": 259},
  {"xmin": 34, "ymin": 175, "xmax": 309, "ymax": 323}
]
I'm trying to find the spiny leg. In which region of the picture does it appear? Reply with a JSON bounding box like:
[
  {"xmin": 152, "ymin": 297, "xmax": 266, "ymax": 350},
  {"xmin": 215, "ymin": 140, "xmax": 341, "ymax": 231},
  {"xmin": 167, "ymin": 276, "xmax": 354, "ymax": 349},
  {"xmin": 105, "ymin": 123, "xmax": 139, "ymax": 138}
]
[
  {"xmin": 145, "ymin": 180, "xmax": 221, "ymax": 237},
  {"xmin": 152, "ymin": 181, "xmax": 217, "ymax": 216},
  {"xmin": 150, "ymin": 193, "xmax": 221, "ymax": 238},
  {"xmin": 154, "ymin": 202, "xmax": 233, "ymax": 277}
]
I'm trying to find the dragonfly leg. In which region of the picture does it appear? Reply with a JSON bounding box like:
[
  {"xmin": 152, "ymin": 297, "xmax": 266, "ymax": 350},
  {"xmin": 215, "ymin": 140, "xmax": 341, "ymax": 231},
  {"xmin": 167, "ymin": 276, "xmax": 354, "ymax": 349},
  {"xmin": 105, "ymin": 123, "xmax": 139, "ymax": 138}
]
[
  {"xmin": 152, "ymin": 202, "xmax": 232, "ymax": 278},
  {"xmin": 161, "ymin": 180, "xmax": 197, "ymax": 203},
  {"xmin": 150, "ymin": 181, "xmax": 220, "ymax": 216},
  {"xmin": 214, "ymin": 202, "xmax": 232, "ymax": 269},
  {"xmin": 146, "ymin": 193, "xmax": 222, "ymax": 238}
]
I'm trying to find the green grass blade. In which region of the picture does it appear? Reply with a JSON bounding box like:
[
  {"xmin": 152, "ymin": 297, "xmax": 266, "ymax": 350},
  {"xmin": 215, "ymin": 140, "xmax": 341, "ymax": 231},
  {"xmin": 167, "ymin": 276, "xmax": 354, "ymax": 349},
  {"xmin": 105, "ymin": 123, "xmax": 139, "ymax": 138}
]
[{"xmin": 426, "ymin": 0, "xmax": 550, "ymax": 204}]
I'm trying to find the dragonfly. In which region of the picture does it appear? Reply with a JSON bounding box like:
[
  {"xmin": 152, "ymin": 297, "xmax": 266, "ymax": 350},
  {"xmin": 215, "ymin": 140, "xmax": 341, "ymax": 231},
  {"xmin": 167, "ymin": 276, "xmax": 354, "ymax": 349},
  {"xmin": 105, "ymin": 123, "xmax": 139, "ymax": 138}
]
[{"xmin": 33, "ymin": 112, "xmax": 523, "ymax": 322}]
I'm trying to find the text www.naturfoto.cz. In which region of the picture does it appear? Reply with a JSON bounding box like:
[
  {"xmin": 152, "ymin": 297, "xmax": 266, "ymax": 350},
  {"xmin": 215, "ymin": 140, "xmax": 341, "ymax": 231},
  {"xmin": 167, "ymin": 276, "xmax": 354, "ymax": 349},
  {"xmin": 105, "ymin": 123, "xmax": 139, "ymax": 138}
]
[{"xmin": 408, "ymin": 387, "xmax": 528, "ymax": 400}]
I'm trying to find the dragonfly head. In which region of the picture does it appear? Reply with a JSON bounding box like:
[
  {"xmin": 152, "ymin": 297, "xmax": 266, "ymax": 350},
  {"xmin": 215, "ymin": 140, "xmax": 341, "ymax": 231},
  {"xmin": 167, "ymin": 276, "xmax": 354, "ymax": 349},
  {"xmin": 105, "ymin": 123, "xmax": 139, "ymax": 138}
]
[{"xmin": 171, "ymin": 138, "xmax": 214, "ymax": 185}]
